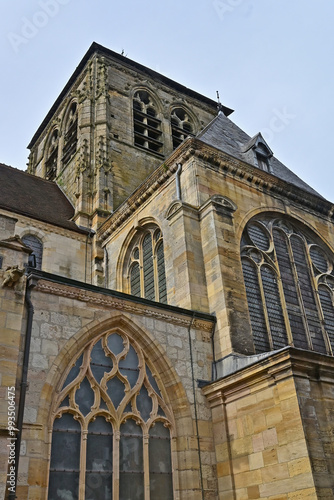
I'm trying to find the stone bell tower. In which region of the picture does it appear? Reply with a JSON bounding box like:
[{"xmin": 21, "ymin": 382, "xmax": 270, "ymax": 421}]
[{"xmin": 27, "ymin": 42, "xmax": 222, "ymax": 233}]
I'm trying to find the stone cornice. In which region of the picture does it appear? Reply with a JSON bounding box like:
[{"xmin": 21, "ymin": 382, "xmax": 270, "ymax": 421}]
[
  {"xmin": 202, "ymin": 347, "xmax": 334, "ymax": 406},
  {"xmin": 189, "ymin": 139, "xmax": 334, "ymax": 219},
  {"xmin": 33, "ymin": 276, "xmax": 214, "ymax": 332},
  {"xmin": 98, "ymin": 138, "xmax": 333, "ymax": 243}
]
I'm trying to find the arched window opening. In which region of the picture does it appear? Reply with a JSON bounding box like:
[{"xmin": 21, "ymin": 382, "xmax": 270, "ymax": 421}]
[
  {"xmin": 133, "ymin": 91, "xmax": 163, "ymax": 154},
  {"xmin": 241, "ymin": 217, "xmax": 334, "ymax": 355},
  {"xmin": 48, "ymin": 331, "xmax": 174, "ymax": 499},
  {"xmin": 45, "ymin": 129, "xmax": 59, "ymax": 181},
  {"xmin": 128, "ymin": 227, "xmax": 167, "ymax": 303},
  {"xmin": 22, "ymin": 234, "xmax": 43, "ymax": 270},
  {"xmin": 171, "ymin": 108, "xmax": 194, "ymax": 149},
  {"xmin": 62, "ymin": 102, "xmax": 78, "ymax": 164}
]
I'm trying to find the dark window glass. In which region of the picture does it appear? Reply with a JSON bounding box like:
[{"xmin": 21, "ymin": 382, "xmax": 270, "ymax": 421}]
[
  {"xmin": 149, "ymin": 422, "xmax": 173, "ymax": 500},
  {"xmin": 242, "ymin": 217, "xmax": 334, "ymax": 355},
  {"xmin": 22, "ymin": 234, "xmax": 43, "ymax": 270}
]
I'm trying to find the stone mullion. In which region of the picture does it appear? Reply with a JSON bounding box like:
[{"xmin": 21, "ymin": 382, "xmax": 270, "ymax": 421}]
[
  {"xmin": 287, "ymin": 236, "xmax": 313, "ymax": 350},
  {"xmin": 270, "ymin": 230, "xmax": 294, "ymax": 345},
  {"xmin": 257, "ymin": 264, "xmax": 274, "ymax": 350},
  {"xmin": 305, "ymin": 244, "xmax": 333, "ymax": 355},
  {"xmin": 143, "ymin": 433, "xmax": 150, "ymax": 500},
  {"xmin": 113, "ymin": 431, "xmax": 120, "ymax": 500},
  {"xmin": 152, "ymin": 234, "xmax": 159, "ymax": 303},
  {"xmin": 79, "ymin": 429, "xmax": 88, "ymax": 500},
  {"xmin": 139, "ymin": 235, "xmax": 145, "ymax": 298}
]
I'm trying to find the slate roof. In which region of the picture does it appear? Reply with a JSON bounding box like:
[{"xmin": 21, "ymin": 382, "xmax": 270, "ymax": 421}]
[
  {"xmin": 197, "ymin": 112, "xmax": 323, "ymax": 199},
  {"xmin": 0, "ymin": 163, "xmax": 87, "ymax": 233}
]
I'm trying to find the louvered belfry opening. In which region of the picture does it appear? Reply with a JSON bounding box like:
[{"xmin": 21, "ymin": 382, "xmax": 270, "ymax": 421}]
[
  {"xmin": 170, "ymin": 108, "xmax": 193, "ymax": 149},
  {"xmin": 48, "ymin": 331, "xmax": 174, "ymax": 500},
  {"xmin": 129, "ymin": 226, "xmax": 167, "ymax": 304},
  {"xmin": 133, "ymin": 91, "xmax": 163, "ymax": 154},
  {"xmin": 241, "ymin": 216, "xmax": 334, "ymax": 355}
]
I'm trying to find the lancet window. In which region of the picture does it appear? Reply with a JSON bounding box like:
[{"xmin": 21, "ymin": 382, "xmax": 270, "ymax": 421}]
[
  {"xmin": 170, "ymin": 108, "xmax": 193, "ymax": 149},
  {"xmin": 48, "ymin": 330, "xmax": 174, "ymax": 499},
  {"xmin": 241, "ymin": 216, "xmax": 334, "ymax": 355},
  {"xmin": 128, "ymin": 226, "xmax": 167, "ymax": 304},
  {"xmin": 133, "ymin": 90, "xmax": 163, "ymax": 154}
]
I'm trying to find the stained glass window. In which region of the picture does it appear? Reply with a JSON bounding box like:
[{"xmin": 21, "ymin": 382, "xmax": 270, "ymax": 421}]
[
  {"xmin": 241, "ymin": 217, "xmax": 334, "ymax": 355},
  {"xmin": 48, "ymin": 331, "xmax": 173, "ymax": 499},
  {"xmin": 128, "ymin": 226, "xmax": 167, "ymax": 303}
]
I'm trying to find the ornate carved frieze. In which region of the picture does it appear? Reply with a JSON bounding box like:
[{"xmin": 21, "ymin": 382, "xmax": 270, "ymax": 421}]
[{"xmin": 35, "ymin": 280, "xmax": 214, "ymax": 332}]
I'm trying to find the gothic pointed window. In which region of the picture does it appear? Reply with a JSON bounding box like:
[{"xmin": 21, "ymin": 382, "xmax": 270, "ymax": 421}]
[
  {"xmin": 45, "ymin": 129, "xmax": 59, "ymax": 181},
  {"xmin": 171, "ymin": 108, "xmax": 194, "ymax": 149},
  {"xmin": 128, "ymin": 226, "xmax": 167, "ymax": 303},
  {"xmin": 22, "ymin": 234, "xmax": 43, "ymax": 270},
  {"xmin": 241, "ymin": 216, "xmax": 334, "ymax": 355},
  {"xmin": 133, "ymin": 90, "xmax": 163, "ymax": 154},
  {"xmin": 48, "ymin": 331, "xmax": 174, "ymax": 499},
  {"xmin": 62, "ymin": 101, "xmax": 78, "ymax": 164}
]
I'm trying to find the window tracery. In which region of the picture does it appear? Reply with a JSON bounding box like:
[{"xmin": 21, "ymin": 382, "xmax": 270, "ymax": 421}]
[
  {"xmin": 128, "ymin": 227, "xmax": 167, "ymax": 303},
  {"xmin": 48, "ymin": 330, "xmax": 174, "ymax": 499},
  {"xmin": 170, "ymin": 108, "xmax": 193, "ymax": 149},
  {"xmin": 241, "ymin": 217, "xmax": 334, "ymax": 355},
  {"xmin": 133, "ymin": 90, "xmax": 163, "ymax": 154}
]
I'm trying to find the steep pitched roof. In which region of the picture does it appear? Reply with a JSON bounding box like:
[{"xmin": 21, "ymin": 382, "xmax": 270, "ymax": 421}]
[
  {"xmin": 0, "ymin": 163, "xmax": 87, "ymax": 233},
  {"xmin": 197, "ymin": 112, "xmax": 323, "ymax": 199}
]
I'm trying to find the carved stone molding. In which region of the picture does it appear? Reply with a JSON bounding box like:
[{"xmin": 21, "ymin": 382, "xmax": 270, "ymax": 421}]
[{"xmin": 35, "ymin": 280, "xmax": 214, "ymax": 332}]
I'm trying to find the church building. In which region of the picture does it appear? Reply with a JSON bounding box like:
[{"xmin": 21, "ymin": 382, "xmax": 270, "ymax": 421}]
[{"xmin": 1, "ymin": 42, "xmax": 334, "ymax": 500}]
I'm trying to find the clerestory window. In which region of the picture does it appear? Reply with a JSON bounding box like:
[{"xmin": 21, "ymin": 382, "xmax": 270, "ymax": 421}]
[
  {"xmin": 241, "ymin": 216, "xmax": 334, "ymax": 355},
  {"xmin": 133, "ymin": 91, "xmax": 163, "ymax": 154},
  {"xmin": 170, "ymin": 108, "xmax": 193, "ymax": 149},
  {"xmin": 45, "ymin": 129, "xmax": 59, "ymax": 181},
  {"xmin": 62, "ymin": 102, "xmax": 78, "ymax": 164},
  {"xmin": 48, "ymin": 330, "xmax": 174, "ymax": 500},
  {"xmin": 128, "ymin": 227, "xmax": 167, "ymax": 304}
]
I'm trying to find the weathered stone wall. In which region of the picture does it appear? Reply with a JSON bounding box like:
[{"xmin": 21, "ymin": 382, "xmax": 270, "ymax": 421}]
[
  {"xmin": 13, "ymin": 276, "xmax": 216, "ymax": 500},
  {"xmin": 0, "ymin": 233, "xmax": 29, "ymax": 500},
  {"xmin": 101, "ymin": 145, "xmax": 334, "ymax": 362},
  {"xmin": 203, "ymin": 349, "xmax": 334, "ymax": 500},
  {"xmin": 28, "ymin": 54, "xmax": 217, "ymax": 227},
  {"xmin": 0, "ymin": 209, "xmax": 89, "ymax": 282}
]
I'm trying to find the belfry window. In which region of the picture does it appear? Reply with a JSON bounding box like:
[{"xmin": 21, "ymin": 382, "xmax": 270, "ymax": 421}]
[
  {"xmin": 45, "ymin": 129, "xmax": 59, "ymax": 181},
  {"xmin": 62, "ymin": 102, "xmax": 78, "ymax": 164},
  {"xmin": 48, "ymin": 330, "xmax": 174, "ymax": 500},
  {"xmin": 22, "ymin": 234, "xmax": 43, "ymax": 270},
  {"xmin": 241, "ymin": 217, "xmax": 334, "ymax": 355},
  {"xmin": 133, "ymin": 90, "xmax": 163, "ymax": 154},
  {"xmin": 128, "ymin": 227, "xmax": 167, "ymax": 303},
  {"xmin": 171, "ymin": 108, "xmax": 193, "ymax": 149}
]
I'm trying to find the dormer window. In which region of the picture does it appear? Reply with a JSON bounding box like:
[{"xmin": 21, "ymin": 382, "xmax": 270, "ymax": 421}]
[
  {"xmin": 133, "ymin": 91, "xmax": 163, "ymax": 154},
  {"xmin": 171, "ymin": 107, "xmax": 193, "ymax": 149},
  {"xmin": 45, "ymin": 129, "xmax": 59, "ymax": 181},
  {"xmin": 62, "ymin": 102, "xmax": 78, "ymax": 164},
  {"xmin": 253, "ymin": 139, "xmax": 272, "ymax": 172},
  {"xmin": 242, "ymin": 133, "xmax": 273, "ymax": 173}
]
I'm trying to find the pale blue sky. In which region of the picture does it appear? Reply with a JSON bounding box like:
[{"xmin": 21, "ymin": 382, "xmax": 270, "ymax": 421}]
[{"xmin": 1, "ymin": 0, "xmax": 333, "ymax": 201}]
